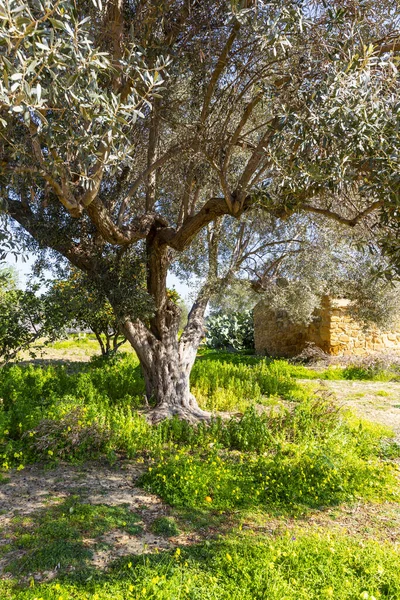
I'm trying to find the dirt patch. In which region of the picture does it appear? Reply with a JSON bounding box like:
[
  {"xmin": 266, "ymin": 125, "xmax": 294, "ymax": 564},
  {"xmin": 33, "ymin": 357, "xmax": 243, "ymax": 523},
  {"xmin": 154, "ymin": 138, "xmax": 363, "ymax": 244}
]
[
  {"xmin": 305, "ymin": 379, "xmax": 400, "ymax": 441},
  {"xmin": 0, "ymin": 461, "xmax": 191, "ymax": 581}
]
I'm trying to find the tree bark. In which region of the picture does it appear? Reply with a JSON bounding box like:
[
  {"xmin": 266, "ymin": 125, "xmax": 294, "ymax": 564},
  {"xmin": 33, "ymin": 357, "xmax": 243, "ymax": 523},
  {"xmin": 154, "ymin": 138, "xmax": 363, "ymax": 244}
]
[
  {"xmin": 121, "ymin": 305, "xmax": 210, "ymax": 423},
  {"xmin": 94, "ymin": 331, "xmax": 106, "ymax": 356}
]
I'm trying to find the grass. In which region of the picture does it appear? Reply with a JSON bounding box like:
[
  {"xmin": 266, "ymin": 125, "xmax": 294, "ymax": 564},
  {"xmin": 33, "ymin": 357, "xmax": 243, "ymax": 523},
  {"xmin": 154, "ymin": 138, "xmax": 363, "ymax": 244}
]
[
  {"xmin": 151, "ymin": 517, "xmax": 180, "ymax": 537},
  {"xmin": 43, "ymin": 334, "xmax": 133, "ymax": 353},
  {"xmin": 0, "ymin": 531, "xmax": 399, "ymax": 599},
  {"xmin": 0, "ymin": 346, "xmax": 399, "ymax": 598},
  {"xmin": 2, "ymin": 496, "xmax": 142, "ymax": 577},
  {"xmin": 376, "ymin": 390, "xmax": 391, "ymax": 397}
]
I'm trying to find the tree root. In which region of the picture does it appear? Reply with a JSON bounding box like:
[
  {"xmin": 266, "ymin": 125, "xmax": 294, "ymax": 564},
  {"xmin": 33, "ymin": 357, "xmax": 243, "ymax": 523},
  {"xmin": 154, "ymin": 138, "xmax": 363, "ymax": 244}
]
[{"xmin": 143, "ymin": 402, "xmax": 212, "ymax": 425}]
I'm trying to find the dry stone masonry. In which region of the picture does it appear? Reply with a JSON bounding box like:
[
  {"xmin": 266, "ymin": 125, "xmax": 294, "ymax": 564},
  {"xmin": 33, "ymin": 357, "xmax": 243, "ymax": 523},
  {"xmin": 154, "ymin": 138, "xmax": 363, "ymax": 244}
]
[{"xmin": 254, "ymin": 296, "xmax": 400, "ymax": 357}]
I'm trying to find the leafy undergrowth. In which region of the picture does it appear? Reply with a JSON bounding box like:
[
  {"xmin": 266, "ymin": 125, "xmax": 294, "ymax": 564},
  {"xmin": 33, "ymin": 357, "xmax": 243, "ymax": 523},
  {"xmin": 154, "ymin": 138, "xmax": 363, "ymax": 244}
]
[
  {"xmin": 1, "ymin": 532, "xmax": 400, "ymax": 599},
  {"xmin": 196, "ymin": 350, "xmax": 400, "ymax": 384},
  {"xmin": 0, "ymin": 354, "xmax": 398, "ymax": 512},
  {"xmin": 0, "ymin": 350, "xmax": 399, "ymax": 598},
  {"xmin": 0, "ymin": 353, "xmax": 310, "ymax": 466},
  {"xmin": 191, "ymin": 357, "xmax": 309, "ymax": 411},
  {"xmin": 140, "ymin": 402, "xmax": 399, "ymax": 513}
]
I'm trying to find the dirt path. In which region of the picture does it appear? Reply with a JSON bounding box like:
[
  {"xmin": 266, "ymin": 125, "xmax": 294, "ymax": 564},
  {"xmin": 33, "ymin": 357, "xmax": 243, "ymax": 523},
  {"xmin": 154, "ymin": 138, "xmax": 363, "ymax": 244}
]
[{"xmin": 307, "ymin": 379, "xmax": 400, "ymax": 442}]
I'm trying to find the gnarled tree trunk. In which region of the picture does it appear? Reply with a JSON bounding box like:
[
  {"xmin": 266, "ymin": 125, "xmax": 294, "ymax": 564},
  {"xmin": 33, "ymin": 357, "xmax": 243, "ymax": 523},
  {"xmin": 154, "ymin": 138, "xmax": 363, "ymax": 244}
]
[{"xmin": 121, "ymin": 282, "xmax": 211, "ymax": 422}]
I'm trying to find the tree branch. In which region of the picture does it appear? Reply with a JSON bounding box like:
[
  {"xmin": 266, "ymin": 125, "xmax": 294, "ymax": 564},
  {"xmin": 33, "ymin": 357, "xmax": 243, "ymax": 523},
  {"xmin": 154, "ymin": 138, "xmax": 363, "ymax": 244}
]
[
  {"xmin": 200, "ymin": 21, "xmax": 240, "ymax": 123},
  {"xmin": 235, "ymin": 116, "xmax": 283, "ymax": 204},
  {"xmin": 5, "ymin": 199, "xmax": 96, "ymax": 272},
  {"xmin": 374, "ymin": 34, "xmax": 400, "ymax": 54},
  {"xmin": 86, "ymin": 198, "xmax": 165, "ymax": 245},
  {"xmin": 160, "ymin": 195, "xmax": 253, "ymax": 252},
  {"xmin": 301, "ymin": 200, "xmax": 383, "ymax": 227},
  {"xmin": 117, "ymin": 144, "xmax": 184, "ymax": 226},
  {"xmin": 223, "ymin": 93, "xmax": 263, "ymax": 172},
  {"xmin": 80, "ymin": 130, "xmax": 113, "ymax": 209}
]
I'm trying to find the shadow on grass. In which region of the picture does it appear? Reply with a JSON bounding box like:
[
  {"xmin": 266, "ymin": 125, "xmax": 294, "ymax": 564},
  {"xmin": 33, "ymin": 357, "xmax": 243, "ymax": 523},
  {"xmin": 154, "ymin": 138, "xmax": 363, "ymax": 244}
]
[
  {"xmin": 2, "ymin": 525, "xmax": 400, "ymax": 600},
  {"xmin": 2, "ymin": 497, "xmax": 142, "ymax": 578}
]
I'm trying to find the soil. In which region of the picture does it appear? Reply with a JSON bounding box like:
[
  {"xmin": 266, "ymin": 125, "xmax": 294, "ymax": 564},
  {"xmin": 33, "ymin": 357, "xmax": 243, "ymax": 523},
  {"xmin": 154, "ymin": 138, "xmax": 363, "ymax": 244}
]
[{"xmin": 0, "ymin": 461, "xmax": 198, "ymax": 582}]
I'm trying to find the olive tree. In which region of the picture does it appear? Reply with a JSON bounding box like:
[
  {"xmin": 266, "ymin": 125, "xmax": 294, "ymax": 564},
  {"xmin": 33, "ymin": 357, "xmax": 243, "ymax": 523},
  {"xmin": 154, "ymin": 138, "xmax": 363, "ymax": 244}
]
[{"xmin": 1, "ymin": 0, "xmax": 400, "ymax": 420}]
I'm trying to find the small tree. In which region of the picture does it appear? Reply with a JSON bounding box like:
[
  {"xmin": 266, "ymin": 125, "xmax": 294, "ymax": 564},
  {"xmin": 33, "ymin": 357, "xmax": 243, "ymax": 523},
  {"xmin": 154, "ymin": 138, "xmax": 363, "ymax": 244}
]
[
  {"xmin": 0, "ymin": 269, "xmax": 54, "ymax": 365},
  {"xmin": 45, "ymin": 270, "xmax": 126, "ymax": 356}
]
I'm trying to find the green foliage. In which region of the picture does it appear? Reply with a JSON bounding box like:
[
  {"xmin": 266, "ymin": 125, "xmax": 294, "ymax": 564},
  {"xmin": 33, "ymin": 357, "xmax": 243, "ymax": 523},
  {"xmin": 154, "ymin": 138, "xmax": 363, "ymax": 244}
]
[
  {"xmin": 290, "ymin": 364, "xmax": 400, "ymax": 383},
  {"xmin": 0, "ymin": 349, "xmax": 399, "ymax": 599},
  {"xmin": 255, "ymin": 228, "xmax": 400, "ymax": 331},
  {"xmin": 205, "ymin": 310, "xmax": 254, "ymax": 351},
  {"xmin": 140, "ymin": 402, "xmax": 398, "ymax": 512},
  {"xmin": 0, "ymin": 0, "xmax": 165, "ymax": 178},
  {"xmin": 0, "ymin": 274, "xmax": 58, "ymax": 365},
  {"xmin": 151, "ymin": 517, "xmax": 180, "ymax": 538},
  {"xmin": 341, "ymin": 365, "xmax": 399, "ymax": 382},
  {"xmin": 45, "ymin": 269, "xmax": 127, "ymax": 356},
  {"xmin": 191, "ymin": 357, "xmax": 306, "ymax": 411},
  {"xmin": 0, "ymin": 353, "xmax": 146, "ymax": 467},
  {"xmin": 1, "ymin": 351, "xmax": 398, "ymax": 470},
  {"xmin": 1, "ymin": 532, "xmax": 400, "ymax": 599}
]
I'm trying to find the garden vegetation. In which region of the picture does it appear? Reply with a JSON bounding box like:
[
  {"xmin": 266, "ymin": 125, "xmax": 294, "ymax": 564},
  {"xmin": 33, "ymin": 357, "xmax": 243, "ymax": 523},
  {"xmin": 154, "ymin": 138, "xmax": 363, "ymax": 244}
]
[{"xmin": 0, "ymin": 350, "xmax": 399, "ymax": 598}]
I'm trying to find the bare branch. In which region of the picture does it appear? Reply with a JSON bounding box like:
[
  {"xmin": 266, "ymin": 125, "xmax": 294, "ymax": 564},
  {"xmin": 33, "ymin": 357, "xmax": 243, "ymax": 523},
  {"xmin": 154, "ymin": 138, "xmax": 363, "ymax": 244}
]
[
  {"xmin": 302, "ymin": 200, "xmax": 383, "ymax": 227},
  {"xmin": 200, "ymin": 21, "xmax": 240, "ymax": 123},
  {"xmin": 80, "ymin": 130, "xmax": 113, "ymax": 209},
  {"xmin": 222, "ymin": 93, "xmax": 263, "ymax": 172},
  {"xmin": 374, "ymin": 33, "xmax": 400, "ymax": 54},
  {"xmin": 145, "ymin": 104, "xmax": 160, "ymax": 212},
  {"xmin": 235, "ymin": 116, "xmax": 283, "ymax": 203},
  {"xmin": 118, "ymin": 144, "xmax": 185, "ymax": 226}
]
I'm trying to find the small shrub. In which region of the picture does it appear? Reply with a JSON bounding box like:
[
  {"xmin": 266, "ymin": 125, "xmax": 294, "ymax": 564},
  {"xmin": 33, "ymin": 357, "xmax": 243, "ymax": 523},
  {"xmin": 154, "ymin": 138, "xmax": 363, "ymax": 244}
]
[
  {"xmin": 25, "ymin": 407, "xmax": 111, "ymax": 462},
  {"xmin": 205, "ymin": 310, "xmax": 254, "ymax": 350}
]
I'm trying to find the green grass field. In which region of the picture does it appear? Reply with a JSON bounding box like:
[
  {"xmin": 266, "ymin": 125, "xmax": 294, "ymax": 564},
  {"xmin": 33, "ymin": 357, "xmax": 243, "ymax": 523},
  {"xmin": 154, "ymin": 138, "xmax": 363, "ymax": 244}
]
[{"xmin": 0, "ymin": 346, "xmax": 399, "ymax": 599}]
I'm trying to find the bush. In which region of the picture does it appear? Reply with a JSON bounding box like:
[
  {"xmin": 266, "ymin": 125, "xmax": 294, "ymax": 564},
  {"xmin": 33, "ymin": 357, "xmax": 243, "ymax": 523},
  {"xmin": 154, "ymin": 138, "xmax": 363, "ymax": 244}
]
[
  {"xmin": 140, "ymin": 400, "xmax": 398, "ymax": 513},
  {"xmin": 0, "ymin": 354, "xmax": 146, "ymax": 467},
  {"xmin": 205, "ymin": 310, "xmax": 254, "ymax": 350}
]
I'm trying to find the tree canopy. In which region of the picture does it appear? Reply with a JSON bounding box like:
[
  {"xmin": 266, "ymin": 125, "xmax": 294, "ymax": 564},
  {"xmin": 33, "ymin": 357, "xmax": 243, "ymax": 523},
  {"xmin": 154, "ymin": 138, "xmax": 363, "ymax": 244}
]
[
  {"xmin": 0, "ymin": 267, "xmax": 56, "ymax": 365},
  {"xmin": 1, "ymin": 0, "xmax": 400, "ymax": 418},
  {"xmin": 45, "ymin": 269, "xmax": 127, "ymax": 355}
]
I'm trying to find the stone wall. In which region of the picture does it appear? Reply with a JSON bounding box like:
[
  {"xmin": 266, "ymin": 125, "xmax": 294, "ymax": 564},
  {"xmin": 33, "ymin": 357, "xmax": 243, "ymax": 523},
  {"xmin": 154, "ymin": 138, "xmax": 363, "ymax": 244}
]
[{"xmin": 254, "ymin": 296, "xmax": 400, "ymax": 357}]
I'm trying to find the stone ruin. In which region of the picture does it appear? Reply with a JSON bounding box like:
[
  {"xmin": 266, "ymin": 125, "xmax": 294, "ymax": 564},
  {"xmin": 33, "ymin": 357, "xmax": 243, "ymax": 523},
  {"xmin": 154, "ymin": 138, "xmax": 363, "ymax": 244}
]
[{"xmin": 254, "ymin": 295, "xmax": 400, "ymax": 357}]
